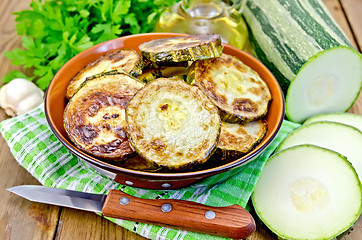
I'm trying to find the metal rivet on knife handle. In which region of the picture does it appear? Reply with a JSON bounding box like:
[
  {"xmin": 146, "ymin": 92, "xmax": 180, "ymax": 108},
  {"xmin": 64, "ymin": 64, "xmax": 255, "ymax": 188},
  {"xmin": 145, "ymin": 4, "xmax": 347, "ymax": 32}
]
[
  {"xmin": 161, "ymin": 183, "xmax": 171, "ymax": 188},
  {"xmin": 161, "ymin": 203, "xmax": 172, "ymax": 212},
  {"xmin": 125, "ymin": 180, "xmax": 134, "ymax": 186},
  {"xmin": 205, "ymin": 210, "xmax": 216, "ymax": 219},
  {"xmin": 119, "ymin": 197, "xmax": 130, "ymax": 205}
]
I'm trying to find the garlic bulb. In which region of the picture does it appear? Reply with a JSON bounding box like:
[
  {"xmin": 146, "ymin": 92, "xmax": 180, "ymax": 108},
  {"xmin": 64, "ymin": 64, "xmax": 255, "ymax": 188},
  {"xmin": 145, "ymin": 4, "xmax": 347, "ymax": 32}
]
[{"xmin": 0, "ymin": 78, "xmax": 44, "ymax": 117}]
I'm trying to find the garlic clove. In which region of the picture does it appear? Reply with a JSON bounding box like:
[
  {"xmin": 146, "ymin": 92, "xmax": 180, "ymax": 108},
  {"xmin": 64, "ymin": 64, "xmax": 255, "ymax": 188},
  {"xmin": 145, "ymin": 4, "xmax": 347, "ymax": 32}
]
[
  {"xmin": 0, "ymin": 84, "xmax": 9, "ymax": 109},
  {"xmin": 0, "ymin": 78, "xmax": 44, "ymax": 117},
  {"xmin": 16, "ymin": 94, "xmax": 44, "ymax": 115},
  {"xmin": 5, "ymin": 78, "xmax": 43, "ymax": 106},
  {"xmin": 4, "ymin": 107, "xmax": 17, "ymax": 117}
]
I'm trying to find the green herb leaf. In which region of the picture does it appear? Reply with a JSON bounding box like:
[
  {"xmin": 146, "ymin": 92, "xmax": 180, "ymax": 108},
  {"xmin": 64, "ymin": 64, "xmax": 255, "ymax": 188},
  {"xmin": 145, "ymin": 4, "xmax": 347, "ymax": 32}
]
[
  {"xmin": 1, "ymin": 71, "xmax": 32, "ymax": 83},
  {"xmin": 3, "ymin": 0, "xmax": 180, "ymax": 90}
]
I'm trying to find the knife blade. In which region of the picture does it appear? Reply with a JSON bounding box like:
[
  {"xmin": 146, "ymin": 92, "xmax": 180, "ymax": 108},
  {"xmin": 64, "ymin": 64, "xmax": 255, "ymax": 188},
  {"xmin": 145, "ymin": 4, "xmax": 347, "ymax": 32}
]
[{"xmin": 7, "ymin": 185, "xmax": 256, "ymax": 239}]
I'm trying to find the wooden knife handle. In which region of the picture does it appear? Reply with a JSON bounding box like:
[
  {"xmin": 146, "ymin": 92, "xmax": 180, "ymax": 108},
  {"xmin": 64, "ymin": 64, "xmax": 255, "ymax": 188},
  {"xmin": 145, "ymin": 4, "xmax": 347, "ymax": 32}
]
[{"xmin": 102, "ymin": 189, "xmax": 256, "ymax": 239}]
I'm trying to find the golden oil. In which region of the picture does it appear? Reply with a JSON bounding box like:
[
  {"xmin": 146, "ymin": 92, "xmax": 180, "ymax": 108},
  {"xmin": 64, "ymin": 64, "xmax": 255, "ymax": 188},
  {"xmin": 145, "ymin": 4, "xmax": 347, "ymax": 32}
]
[{"xmin": 154, "ymin": 0, "xmax": 249, "ymax": 51}]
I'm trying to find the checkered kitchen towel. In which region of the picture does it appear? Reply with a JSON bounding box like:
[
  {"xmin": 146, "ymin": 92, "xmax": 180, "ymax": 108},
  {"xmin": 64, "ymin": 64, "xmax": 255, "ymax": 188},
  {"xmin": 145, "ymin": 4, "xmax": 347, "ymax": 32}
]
[{"xmin": 0, "ymin": 104, "xmax": 300, "ymax": 240}]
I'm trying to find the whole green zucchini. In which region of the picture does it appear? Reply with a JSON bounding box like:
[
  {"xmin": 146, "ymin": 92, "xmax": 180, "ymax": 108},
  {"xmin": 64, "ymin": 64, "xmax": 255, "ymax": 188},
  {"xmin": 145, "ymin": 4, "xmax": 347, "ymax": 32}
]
[{"xmin": 243, "ymin": 0, "xmax": 362, "ymax": 123}]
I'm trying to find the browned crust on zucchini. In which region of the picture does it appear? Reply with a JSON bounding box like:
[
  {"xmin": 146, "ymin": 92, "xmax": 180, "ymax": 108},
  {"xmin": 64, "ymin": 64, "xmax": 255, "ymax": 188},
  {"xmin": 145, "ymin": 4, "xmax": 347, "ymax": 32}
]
[
  {"xmin": 216, "ymin": 119, "xmax": 268, "ymax": 160},
  {"xmin": 64, "ymin": 73, "xmax": 144, "ymax": 160},
  {"xmin": 218, "ymin": 119, "xmax": 268, "ymax": 154},
  {"xmin": 189, "ymin": 53, "xmax": 272, "ymax": 122}
]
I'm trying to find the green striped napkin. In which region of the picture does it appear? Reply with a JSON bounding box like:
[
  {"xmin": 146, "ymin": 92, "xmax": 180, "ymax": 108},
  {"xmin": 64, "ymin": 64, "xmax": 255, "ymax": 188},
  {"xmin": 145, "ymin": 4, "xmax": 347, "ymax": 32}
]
[{"xmin": 0, "ymin": 104, "xmax": 300, "ymax": 240}]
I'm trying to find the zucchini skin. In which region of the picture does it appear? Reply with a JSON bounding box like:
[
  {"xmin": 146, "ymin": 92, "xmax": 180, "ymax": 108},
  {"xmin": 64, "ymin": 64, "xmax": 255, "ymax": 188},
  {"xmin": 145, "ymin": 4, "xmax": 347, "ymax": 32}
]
[
  {"xmin": 64, "ymin": 73, "xmax": 144, "ymax": 161},
  {"xmin": 243, "ymin": 0, "xmax": 355, "ymax": 94}
]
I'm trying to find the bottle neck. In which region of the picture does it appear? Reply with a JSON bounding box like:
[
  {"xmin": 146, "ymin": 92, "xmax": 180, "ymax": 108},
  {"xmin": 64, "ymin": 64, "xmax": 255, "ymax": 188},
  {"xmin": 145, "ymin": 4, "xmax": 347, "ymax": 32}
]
[{"xmin": 181, "ymin": 0, "xmax": 224, "ymax": 18}]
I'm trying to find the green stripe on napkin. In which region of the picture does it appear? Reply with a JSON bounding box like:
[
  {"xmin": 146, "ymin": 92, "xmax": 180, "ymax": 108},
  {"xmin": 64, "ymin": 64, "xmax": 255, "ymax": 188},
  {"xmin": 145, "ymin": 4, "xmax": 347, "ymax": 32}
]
[{"xmin": 0, "ymin": 105, "xmax": 300, "ymax": 240}]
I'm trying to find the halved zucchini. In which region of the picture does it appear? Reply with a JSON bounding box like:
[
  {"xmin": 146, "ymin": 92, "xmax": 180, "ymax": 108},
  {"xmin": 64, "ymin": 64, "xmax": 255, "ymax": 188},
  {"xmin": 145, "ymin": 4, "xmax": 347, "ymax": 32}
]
[
  {"xmin": 285, "ymin": 47, "xmax": 362, "ymax": 123},
  {"xmin": 188, "ymin": 53, "xmax": 272, "ymax": 122},
  {"xmin": 216, "ymin": 119, "xmax": 267, "ymax": 160},
  {"xmin": 66, "ymin": 49, "xmax": 144, "ymax": 99},
  {"xmin": 126, "ymin": 77, "xmax": 221, "ymax": 170},
  {"xmin": 139, "ymin": 34, "xmax": 222, "ymax": 63},
  {"xmin": 64, "ymin": 73, "xmax": 144, "ymax": 160}
]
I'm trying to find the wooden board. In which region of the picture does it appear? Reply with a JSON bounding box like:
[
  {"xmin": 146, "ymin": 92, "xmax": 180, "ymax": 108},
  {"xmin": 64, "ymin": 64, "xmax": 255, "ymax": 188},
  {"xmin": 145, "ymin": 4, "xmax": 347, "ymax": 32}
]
[{"xmin": 341, "ymin": 0, "xmax": 362, "ymax": 50}]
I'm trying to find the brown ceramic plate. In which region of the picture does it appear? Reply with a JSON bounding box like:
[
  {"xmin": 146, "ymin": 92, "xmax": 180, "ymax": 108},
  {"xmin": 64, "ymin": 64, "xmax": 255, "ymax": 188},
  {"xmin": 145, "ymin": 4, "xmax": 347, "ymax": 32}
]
[{"xmin": 45, "ymin": 33, "xmax": 285, "ymax": 190}]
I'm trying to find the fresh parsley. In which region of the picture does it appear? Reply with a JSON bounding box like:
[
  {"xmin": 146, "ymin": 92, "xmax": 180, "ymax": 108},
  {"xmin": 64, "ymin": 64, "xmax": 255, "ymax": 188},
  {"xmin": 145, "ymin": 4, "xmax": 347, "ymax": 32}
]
[{"xmin": 2, "ymin": 0, "xmax": 178, "ymax": 90}]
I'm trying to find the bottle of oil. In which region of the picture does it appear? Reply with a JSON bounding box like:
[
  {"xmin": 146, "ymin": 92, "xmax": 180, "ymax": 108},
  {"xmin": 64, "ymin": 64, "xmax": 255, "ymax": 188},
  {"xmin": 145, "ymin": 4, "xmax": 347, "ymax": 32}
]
[{"xmin": 154, "ymin": 0, "xmax": 249, "ymax": 51}]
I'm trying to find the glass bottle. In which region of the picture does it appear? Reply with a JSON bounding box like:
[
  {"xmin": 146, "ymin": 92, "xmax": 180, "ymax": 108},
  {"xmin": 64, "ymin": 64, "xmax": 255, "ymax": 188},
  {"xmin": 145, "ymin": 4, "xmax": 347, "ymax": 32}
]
[{"xmin": 154, "ymin": 0, "xmax": 249, "ymax": 51}]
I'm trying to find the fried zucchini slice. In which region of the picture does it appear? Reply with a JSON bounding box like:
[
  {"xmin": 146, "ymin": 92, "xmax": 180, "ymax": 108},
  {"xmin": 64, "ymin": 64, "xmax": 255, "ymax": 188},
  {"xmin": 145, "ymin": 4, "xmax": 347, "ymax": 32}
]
[
  {"xmin": 188, "ymin": 53, "xmax": 272, "ymax": 122},
  {"xmin": 64, "ymin": 73, "xmax": 144, "ymax": 160},
  {"xmin": 216, "ymin": 119, "xmax": 268, "ymax": 160},
  {"xmin": 66, "ymin": 49, "xmax": 144, "ymax": 99},
  {"xmin": 126, "ymin": 78, "xmax": 221, "ymax": 170},
  {"xmin": 139, "ymin": 34, "xmax": 222, "ymax": 63}
]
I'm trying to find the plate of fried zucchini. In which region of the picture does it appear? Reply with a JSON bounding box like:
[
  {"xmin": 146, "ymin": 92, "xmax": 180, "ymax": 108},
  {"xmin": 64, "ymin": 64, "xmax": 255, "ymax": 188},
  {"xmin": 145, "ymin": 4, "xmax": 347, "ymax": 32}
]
[{"xmin": 45, "ymin": 33, "xmax": 284, "ymax": 189}]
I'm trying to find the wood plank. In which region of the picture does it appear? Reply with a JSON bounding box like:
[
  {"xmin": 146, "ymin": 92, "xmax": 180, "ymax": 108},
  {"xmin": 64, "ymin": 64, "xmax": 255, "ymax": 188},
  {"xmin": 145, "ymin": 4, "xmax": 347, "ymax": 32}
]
[
  {"xmin": 340, "ymin": 0, "xmax": 362, "ymax": 51},
  {"xmin": 0, "ymin": 111, "xmax": 60, "ymax": 240},
  {"xmin": 55, "ymin": 208, "xmax": 144, "ymax": 240},
  {"xmin": 341, "ymin": 215, "xmax": 362, "ymax": 240},
  {"xmin": 0, "ymin": 1, "xmax": 61, "ymax": 240},
  {"xmin": 322, "ymin": 0, "xmax": 358, "ymax": 49},
  {"xmin": 324, "ymin": 0, "xmax": 362, "ymax": 114},
  {"xmin": 0, "ymin": 0, "xmax": 31, "ymax": 81},
  {"xmin": 349, "ymin": 92, "xmax": 362, "ymax": 114}
]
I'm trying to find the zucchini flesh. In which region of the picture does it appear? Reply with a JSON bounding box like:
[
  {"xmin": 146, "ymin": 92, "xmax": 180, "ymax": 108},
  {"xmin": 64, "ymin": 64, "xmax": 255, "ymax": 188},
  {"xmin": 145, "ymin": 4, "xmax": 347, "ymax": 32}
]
[
  {"xmin": 277, "ymin": 121, "xmax": 362, "ymax": 183},
  {"xmin": 252, "ymin": 144, "xmax": 362, "ymax": 240},
  {"xmin": 304, "ymin": 112, "xmax": 362, "ymax": 132},
  {"xmin": 285, "ymin": 47, "xmax": 362, "ymax": 123},
  {"xmin": 243, "ymin": 0, "xmax": 362, "ymax": 123}
]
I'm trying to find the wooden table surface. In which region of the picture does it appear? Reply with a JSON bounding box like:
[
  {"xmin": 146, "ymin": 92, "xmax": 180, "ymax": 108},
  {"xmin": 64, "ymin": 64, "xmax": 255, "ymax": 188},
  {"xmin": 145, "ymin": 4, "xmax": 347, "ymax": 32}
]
[{"xmin": 1, "ymin": 0, "xmax": 361, "ymax": 239}]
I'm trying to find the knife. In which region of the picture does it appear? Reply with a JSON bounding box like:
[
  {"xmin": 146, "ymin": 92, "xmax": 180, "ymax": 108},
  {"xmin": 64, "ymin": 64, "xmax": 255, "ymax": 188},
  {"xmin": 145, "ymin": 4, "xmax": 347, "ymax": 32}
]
[{"xmin": 7, "ymin": 185, "xmax": 256, "ymax": 239}]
